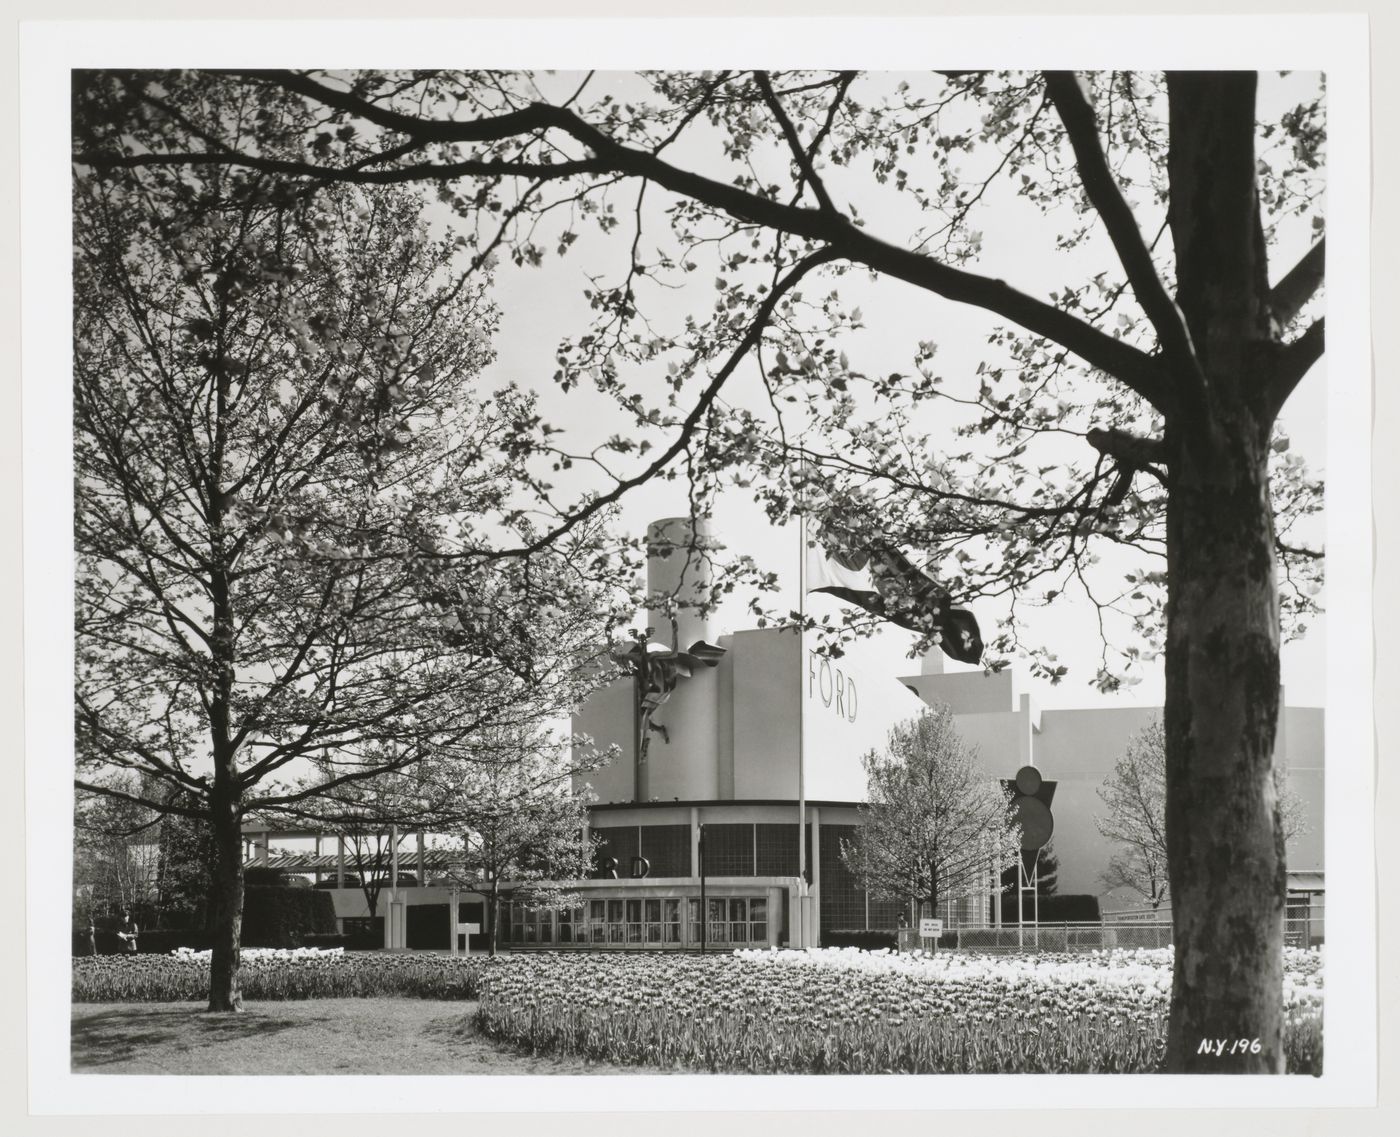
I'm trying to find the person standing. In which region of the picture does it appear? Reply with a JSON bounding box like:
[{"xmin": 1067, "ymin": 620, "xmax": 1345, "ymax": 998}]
[{"xmin": 116, "ymin": 913, "xmax": 139, "ymax": 954}]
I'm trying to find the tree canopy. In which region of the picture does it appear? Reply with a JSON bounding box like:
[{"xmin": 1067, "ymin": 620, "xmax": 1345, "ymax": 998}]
[
  {"xmin": 73, "ymin": 74, "xmax": 630, "ymax": 1007},
  {"xmin": 74, "ymin": 67, "xmax": 1328, "ymax": 1068}
]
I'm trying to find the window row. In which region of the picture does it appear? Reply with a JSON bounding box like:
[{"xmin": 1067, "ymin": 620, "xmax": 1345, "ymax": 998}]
[{"xmin": 503, "ymin": 896, "xmax": 769, "ymax": 947}]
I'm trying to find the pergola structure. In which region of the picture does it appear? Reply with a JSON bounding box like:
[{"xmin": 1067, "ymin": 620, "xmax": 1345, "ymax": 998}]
[{"xmin": 240, "ymin": 823, "xmax": 460, "ymax": 888}]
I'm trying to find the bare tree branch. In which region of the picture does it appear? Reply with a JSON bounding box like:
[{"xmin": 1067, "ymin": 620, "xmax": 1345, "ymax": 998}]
[
  {"xmin": 754, "ymin": 70, "xmax": 838, "ymax": 214},
  {"xmin": 1262, "ymin": 317, "xmax": 1325, "ymax": 422},
  {"xmin": 1268, "ymin": 236, "xmax": 1326, "ymax": 328},
  {"xmin": 102, "ymin": 70, "xmax": 1168, "ymax": 410},
  {"xmin": 1044, "ymin": 71, "xmax": 1203, "ymax": 412}
]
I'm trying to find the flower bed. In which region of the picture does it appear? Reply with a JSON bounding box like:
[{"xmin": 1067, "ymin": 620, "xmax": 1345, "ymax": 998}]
[
  {"xmin": 475, "ymin": 947, "xmax": 1324, "ymax": 1075},
  {"xmin": 72, "ymin": 947, "xmax": 491, "ymax": 1003}
]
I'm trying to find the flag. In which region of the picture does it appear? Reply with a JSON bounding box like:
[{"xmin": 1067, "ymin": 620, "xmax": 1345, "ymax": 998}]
[
  {"xmin": 805, "ymin": 542, "xmax": 877, "ymax": 595},
  {"xmin": 806, "ymin": 536, "xmax": 983, "ymax": 665}
]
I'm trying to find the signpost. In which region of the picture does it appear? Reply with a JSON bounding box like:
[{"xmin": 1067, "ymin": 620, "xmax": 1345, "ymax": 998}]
[
  {"xmin": 448, "ymin": 878, "xmax": 481, "ymax": 955},
  {"xmin": 918, "ymin": 917, "xmax": 943, "ymax": 938}
]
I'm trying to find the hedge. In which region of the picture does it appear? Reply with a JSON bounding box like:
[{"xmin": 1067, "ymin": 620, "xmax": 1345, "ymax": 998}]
[
  {"xmin": 823, "ymin": 929, "xmax": 897, "ymax": 952},
  {"xmin": 73, "ymin": 927, "xmax": 213, "ymax": 956},
  {"xmin": 1000, "ymin": 893, "xmax": 1103, "ymax": 923},
  {"xmin": 242, "ymin": 886, "xmax": 338, "ymax": 948},
  {"xmin": 300, "ymin": 933, "xmax": 352, "ymax": 950}
]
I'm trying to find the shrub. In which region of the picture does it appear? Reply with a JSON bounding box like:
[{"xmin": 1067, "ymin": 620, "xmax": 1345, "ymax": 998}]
[
  {"xmin": 242, "ymin": 886, "xmax": 337, "ymax": 948},
  {"xmin": 300, "ymin": 933, "xmax": 352, "ymax": 950},
  {"xmin": 1038, "ymin": 895, "xmax": 1102, "ymax": 923},
  {"xmin": 823, "ymin": 929, "xmax": 897, "ymax": 952},
  {"xmin": 1000, "ymin": 893, "xmax": 1102, "ymax": 924},
  {"xmin": 244, "ymin": 867, "xmax": 291, "ymax": 887},
  {"xmin": 135, "ymin": 928, "xmax": 214, "ymax": 954},
  {"xmin": 340, "ymin": 916, "xmax": 386, "ymax": 950}
]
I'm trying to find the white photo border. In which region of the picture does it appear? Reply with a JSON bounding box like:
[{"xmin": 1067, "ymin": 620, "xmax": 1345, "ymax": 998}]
[{"xmin": 22, "ymin": 13, "xmax": 1375, "ymax": 1114}]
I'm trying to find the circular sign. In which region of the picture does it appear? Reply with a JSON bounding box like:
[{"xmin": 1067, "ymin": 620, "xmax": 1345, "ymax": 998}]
[
  {"xmin": 1014, "ymin": 765, "xmax": 1043, "ymax": 796},
  {"xmin": 1012, "ymin": 795, "xmax": 1053, "ymax": 851}
]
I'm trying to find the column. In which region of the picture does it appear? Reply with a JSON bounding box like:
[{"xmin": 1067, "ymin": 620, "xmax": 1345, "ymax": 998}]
[
  {"xmin": 808, "ymin": 807, "xmax": 821, "ymax": 947},
  {"xmin": 390, "ymin": 824, "xmax": 399, "ymax": 894}
]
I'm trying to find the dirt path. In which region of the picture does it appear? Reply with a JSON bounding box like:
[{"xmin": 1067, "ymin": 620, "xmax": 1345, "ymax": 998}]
[{"xmin": 71, "ymin": 999, "xmax": 649, "ymax": 1075}]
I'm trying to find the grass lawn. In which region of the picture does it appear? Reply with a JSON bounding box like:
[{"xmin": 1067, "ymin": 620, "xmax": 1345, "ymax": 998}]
[{"xmin": 71, "ymin": 999, "xmax": 647, "ymax": 1076}]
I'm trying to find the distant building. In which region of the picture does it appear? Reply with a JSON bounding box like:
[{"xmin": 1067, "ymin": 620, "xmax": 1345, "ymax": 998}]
[{"xmin": 243, "ymin": 516, "xmax": 1324, "ymax": 950}]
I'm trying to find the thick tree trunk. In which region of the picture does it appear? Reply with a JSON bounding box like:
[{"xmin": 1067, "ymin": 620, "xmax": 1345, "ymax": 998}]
[
  {"xmin": 1160, "ymin": 71, "xmax": 1290, "ymax": 1073},
  {"xmin": 207, "ymin": 788, "xmax": 245, "ymax": 1013},
  {"xmin": 1162, "ymin": 423, "xmax": 1284, "ymax": 1072},
  {"xmin": 488, "ymin": 884, "xmax": 500, "ymax": 958}
]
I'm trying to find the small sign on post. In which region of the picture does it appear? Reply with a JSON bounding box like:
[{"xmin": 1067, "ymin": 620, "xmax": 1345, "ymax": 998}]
[
  {"xmin": 454, "ymin": 921, "xmax": 480, "ymax": 954},
  {"xmin": 918, "ymin": 917, "xmax": 943, "ymax": 938}
]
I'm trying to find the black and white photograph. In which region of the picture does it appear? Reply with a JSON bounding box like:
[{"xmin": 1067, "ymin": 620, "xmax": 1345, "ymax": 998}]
[{"xmin": 17, "ymin": 10, "xmax": 1380, "ymax": 1121}]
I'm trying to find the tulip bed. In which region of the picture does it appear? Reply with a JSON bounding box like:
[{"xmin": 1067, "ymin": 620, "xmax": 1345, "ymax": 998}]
[
  {"xmin": 72, "ymin": 945, "xmax": 1324, "ymax": 1075},
  {"xmin": 72, "ymin": 947, "xmax": 492, "ymax": 1003},
  {"xmin": 475, "ymin": 947, "xmax": 1325, "ymax": 1075}
]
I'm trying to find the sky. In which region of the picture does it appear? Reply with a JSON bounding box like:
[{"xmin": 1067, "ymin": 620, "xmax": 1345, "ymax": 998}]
[{"xmin": 460, "ymin": 70, "xmax": 1328, "ymax": 712}]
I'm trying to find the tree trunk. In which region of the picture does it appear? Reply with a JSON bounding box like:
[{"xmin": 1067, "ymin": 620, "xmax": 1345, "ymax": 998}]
[
  {"xmin": 1162, "ymin": 422, "xmax": 1284, "ymax": 1072},
  {"xmin": 1161, "ymin": 72, "xmax": 1287, "ymax": 1073},
  {"xmin": 488, "ymin": 883, "xmax": 500, "ymax": 958},
  {"xmin": 207, "ymin": 788, "xmax": 245, "ymax": 1013}
]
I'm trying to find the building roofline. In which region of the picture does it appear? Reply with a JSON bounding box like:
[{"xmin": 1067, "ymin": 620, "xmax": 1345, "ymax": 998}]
[{"xmin": 588, "ymin": 799, "xmax": 865, "ymax": 812}]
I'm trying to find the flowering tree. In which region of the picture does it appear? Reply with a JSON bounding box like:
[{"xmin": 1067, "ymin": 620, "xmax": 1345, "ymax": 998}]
[
  {"xmin": 75, "ymin": 68, "xmax": 1327, "ymax": 1068},
  {"xmin": 1097, "ymin": 718, "xmax": 1306, "ymax": 911},
  {"xmin": 842, "ymin": 706, "xmax": 1020, "ymax": 928},
  {"xmin": 407, "ymin": 724, "xmax": 603, "ymax": 956},
  {"xmin": 73, "ymin": 76, "xmax": 627, "ymax": 1010}
]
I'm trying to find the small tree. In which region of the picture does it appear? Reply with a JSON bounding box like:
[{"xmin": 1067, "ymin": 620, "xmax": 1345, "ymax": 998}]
[
  {"xmin": 842, "ymin": 705, "xmax": 1020, "ymax": 928},
  {"xmin": 1096, "ymin": 718, "xmax": 1306, "ymax": 910},
  {"xmin": 428, "ymin": 725, "xmax": 602, "ymax": 957}
]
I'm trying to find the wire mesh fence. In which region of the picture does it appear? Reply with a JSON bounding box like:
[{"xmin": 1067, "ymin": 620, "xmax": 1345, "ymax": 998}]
[{"xmin": 915, "ymin": 907, "xmax": 1325, "ymax": 954}]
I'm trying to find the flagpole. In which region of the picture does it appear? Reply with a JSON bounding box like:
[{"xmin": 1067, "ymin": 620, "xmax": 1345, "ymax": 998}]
[{"xmin": 796, "ymin": 477, "xmax": 808, "ymax": 946}]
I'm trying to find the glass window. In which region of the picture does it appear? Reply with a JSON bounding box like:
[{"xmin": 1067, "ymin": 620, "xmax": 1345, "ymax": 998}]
[
  {"xmin": 709, "ymin": 897, "xmax": 729, "ymax": 944},
  {"xmin": 607, "ymin": 899, "xmax": 624, "ymax": 923},
  {"xmin": 645, "ymin": 899, "xmax": 661, "ymax": 922},
  {"xmin": 729, "ymin": 897, "xmax": 748, "ymax": 943},
  {"xmin": 750, "ymin": 897, "xmax": 768, "ymax": 944},
  {"xmin": 590, "ymin": 900, "xmax": 606, "ymax": 923}
]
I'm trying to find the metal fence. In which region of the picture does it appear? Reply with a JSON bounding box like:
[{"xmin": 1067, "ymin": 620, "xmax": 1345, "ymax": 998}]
[
  {"xmin": 937, "ymin": 907, "xmax": 1323, "ymax": 954},
  {"xmin": 950, "ymin": 922, "xmax": 1171, "ymax": 952}
]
